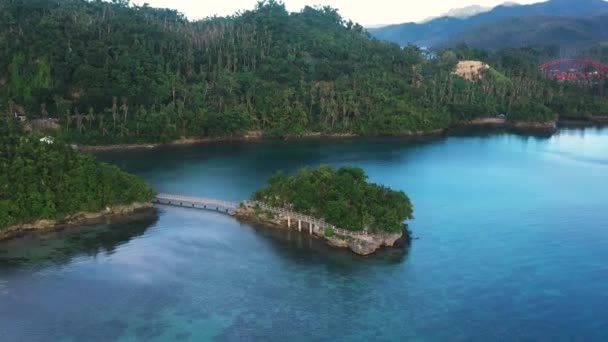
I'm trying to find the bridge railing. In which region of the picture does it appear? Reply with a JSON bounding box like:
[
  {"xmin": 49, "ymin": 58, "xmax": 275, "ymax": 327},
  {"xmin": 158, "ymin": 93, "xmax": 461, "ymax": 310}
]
[
  {"xmin": 243, "ymin": 201, "xmax": 369, "ymax": 237},
  {"xmin": 155, "ymin": 193, "xmax": 239, "ymax": 209},
  {"xmin": 153, "ymin": 195, "xmax": 369, "ymax": 237}
]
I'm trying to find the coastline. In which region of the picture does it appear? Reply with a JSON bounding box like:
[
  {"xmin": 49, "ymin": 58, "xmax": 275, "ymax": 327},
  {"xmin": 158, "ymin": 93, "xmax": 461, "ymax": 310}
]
[
  {"xmin": 78, "ymin": 130, "xmax": 445, "ymax": 152},
  {"xmin": 560, "ymin": 115, "xmax": 608, "ymax": 124},
  {"xmin": 0, "ymin": 202, "xmax": 155, "ymax": 241},
  {"xmin": 234, "ymin": 205, "xmax": 409, "ymax": 256},
  {"xmin": 464, "ymin": 117, "xmax": 558, "ymax": 131},
  {"xmin": 75, "ymin": 117, "xmax": 600, "ymax": 152},
  {"xmin": 590, "ymin": 116, "xmax": 608, "ymax": 123}
]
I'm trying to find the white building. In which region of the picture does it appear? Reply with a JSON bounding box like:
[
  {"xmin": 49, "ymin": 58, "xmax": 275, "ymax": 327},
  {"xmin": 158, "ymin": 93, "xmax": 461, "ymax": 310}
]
[{"xmin": 40, "ymin": 136, "xmax": 54, "ymax": 144}]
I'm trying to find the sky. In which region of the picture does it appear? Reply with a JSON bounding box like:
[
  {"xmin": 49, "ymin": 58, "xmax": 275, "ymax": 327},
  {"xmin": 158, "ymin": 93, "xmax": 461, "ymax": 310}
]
[{"xmin": 133, "ymin": 0, "xmax": 546, "ymax": 26}]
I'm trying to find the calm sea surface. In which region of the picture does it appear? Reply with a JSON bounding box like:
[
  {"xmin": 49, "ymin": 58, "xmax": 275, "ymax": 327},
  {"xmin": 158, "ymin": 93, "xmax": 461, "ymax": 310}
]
[{"xmin": 1, "ymin": 126, "xmax": 607, "ymax": 341}]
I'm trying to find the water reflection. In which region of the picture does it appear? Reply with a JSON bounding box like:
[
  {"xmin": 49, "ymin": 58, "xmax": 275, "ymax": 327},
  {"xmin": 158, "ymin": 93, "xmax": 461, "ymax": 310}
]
[
  {"xmin": 96, "ymin": 136, "xmax": 448, "ymax": 177},
  {"xmin": 0, "ymin": 211, "xmax": 159, "ymax": 269},
  {"xmin": 2, "ymin": 126, "xmax": 607, "ymax": 341},
  {"xmin": 245, "ymin": 221, "xmax": 410, "ymax": 268},
  {"xmin": 98, "ymin": 127, "xmax": 562, "ymax": 182},
  {"xmin": 448, "ymin": 125, "xmax": 555, "ymax": 141}
]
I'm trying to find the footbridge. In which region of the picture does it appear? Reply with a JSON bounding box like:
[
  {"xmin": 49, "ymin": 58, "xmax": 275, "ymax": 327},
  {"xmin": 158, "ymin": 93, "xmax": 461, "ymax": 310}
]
[
  {"xmin": 153, "ymin": 193, "xmax": 240, "ymax": 213},
  {"xmin": 153, "ymin": 193, "xmax": 368, "ymax": 237}
]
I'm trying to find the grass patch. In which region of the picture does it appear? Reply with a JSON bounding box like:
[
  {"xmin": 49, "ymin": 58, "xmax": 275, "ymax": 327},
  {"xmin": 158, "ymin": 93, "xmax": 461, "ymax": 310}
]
[{"xmin": 488, "ymin": 67, "xmax": 512, "ymax": 86}]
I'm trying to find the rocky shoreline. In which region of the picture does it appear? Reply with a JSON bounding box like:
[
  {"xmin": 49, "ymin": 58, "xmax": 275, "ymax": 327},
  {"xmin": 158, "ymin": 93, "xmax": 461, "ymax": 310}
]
[
  {"xmin": 509, "ymin": 121, "xmax": 557, "ymax": 132},
  {"xmin": 0, "ymin": 202, "xmax": 155, "ymax": 241},
  {"xmin": 560, "ymin": 115, "xmax": 608, "ymax": 124},
  {"xmin": 590, "ymin": 116, "xmax": 608, "ymax": 123},
  {"xmin": 464, "ymin": 117, "xmax": 557, "ymax": 132},
  {"xmin": 78, "ymin": 130, "xmax": 447, "ymax": 151},
  {"xmin": 233, "ymin": 206, "xmax": 409, "ymax": 256},
  {"xmin": 77, "ymin": 117, "xmax": 592, "ymax": 152}
]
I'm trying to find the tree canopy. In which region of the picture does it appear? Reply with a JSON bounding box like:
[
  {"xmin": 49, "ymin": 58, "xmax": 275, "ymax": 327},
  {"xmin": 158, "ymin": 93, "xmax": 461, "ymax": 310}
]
[
  {"xmin": 0, "ymin": 122, "xmax": 156, "ymax": 230},
  {"xmin": 252, "ymin": 165, "xmax": 413, "ymax": 233},
  {"xmin": 0, "ymin": 0, "xmax": 606, "ymax": 145}
]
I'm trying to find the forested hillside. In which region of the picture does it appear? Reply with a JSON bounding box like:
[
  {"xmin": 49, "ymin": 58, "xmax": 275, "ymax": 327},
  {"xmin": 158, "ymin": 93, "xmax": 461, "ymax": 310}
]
[
  {"xmin": 453, "ymin": 14, "xmax": 608, "ymax": 50},
  {"xmin": 0, "ymin": 121, "xmax": 156, "ymax": 230},
  {"xmin": 585, "ymin": 43, "xmax": 608, "ymax": 63},
  {"xmin": 0, "ymin": 0, "xmax": 606, "ymax": 145},
  {"xmin": 2, "ymin": 0, "xmax": 448, "ymax": 143},
  {"xmin": 252, "ymin": 165, "xmax": 413, "ymax": 233}
]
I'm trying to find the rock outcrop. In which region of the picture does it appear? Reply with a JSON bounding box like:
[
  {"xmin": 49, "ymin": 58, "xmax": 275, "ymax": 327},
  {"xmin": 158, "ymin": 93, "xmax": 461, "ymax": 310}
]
[
  {"xmin": 234, "ymin": 207, "xmax": 408, "ymax": 256},
  {"xmin": 509, "ymin": 121, "xmax": 557, "ymax": 132}
]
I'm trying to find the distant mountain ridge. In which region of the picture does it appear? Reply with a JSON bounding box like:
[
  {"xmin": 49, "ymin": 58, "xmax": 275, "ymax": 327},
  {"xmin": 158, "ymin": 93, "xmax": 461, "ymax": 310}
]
[
  {"xmin": 421, "ymin": 4, "xmax": 494, "ymax": 22},
  {"xmin": 455, "ymin": 13, "xmax": 608, "ymax": 49},
  {"xmin": 370, "ymin": 0, "xmax": 608, "ymax": 48}
]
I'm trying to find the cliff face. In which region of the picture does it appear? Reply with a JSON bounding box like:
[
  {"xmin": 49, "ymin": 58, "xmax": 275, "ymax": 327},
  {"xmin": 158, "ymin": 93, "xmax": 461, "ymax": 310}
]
[
  {"xmin": 344, "ymin": 232, "xmax": 407, "ymax": 256},
  {"xmin": 234, "ymin": 207, "xmax": 408, "ymax": 256}
]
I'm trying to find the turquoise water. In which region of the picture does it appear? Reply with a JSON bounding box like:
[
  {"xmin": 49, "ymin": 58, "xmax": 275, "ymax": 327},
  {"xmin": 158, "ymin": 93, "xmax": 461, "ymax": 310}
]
[{"xmin": 1, "ymin": 126, "xmax": 608, "ymax": 341}]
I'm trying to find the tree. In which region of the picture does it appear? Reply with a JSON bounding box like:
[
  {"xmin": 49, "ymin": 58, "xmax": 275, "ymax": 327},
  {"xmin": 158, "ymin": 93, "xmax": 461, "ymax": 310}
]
[
  {"xmin": 0, "ymin": 0, "xmax": 603, "ymax": 146},
  {"xmin": 0, "ymin": 121, "xmax": 156, "ymax": 230},
  {"xmin": 252, "ymin": 165, "xmax": 413, "ymax": 233}
]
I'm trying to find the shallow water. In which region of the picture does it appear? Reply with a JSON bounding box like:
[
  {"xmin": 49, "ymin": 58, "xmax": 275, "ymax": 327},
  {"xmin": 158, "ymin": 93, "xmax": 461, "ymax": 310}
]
[{"xmin": 1, "ymin": 126, "xmax": 608, "ymax": 341}]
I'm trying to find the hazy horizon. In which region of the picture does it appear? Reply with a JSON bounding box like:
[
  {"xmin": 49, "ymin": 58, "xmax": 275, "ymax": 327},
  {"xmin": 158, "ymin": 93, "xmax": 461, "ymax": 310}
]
[{"xmin": 132, "ymin": 0, "xmax": 547, "ymax": 26}]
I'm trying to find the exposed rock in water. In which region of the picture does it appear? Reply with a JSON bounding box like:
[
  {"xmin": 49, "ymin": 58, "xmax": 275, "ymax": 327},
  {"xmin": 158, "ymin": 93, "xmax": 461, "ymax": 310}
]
[
  {"xmin": 347, "ymin": 239, "xmax": 378, "ymax": 256},
  {"xmin": 234, "ymin": 207, "xmax": 410, "ymax": 256},
  {"xmin": 393, "ymin": 230, "xmax": 412, "ymax": 248},
  {"xmin": 345, "ymin": 232, "xmax": 407, "ymax": 256},
  {"xmin": 325, "ymin": 237, "xmax": 349, "ymax": 248}
]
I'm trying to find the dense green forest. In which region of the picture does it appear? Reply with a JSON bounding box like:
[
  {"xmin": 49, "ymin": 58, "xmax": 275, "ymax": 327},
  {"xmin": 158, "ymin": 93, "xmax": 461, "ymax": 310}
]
[
  {"xmin": 0, "ymin": 122, "xmax": 156, "ymax": 230},
  {"xmin": 252, "ymin": 165, "xmax": 413, "ymax": 233},
  {"xmin": 586, "ymin": 43, "xmax": 608, "ymax": 64},
  {"xmin": 1, "ymin": 0, "xmax": 606, "ymax": 145},
  {"xmin": 448, "ymin": 44, "xmax": 608, "ymax": 121}
]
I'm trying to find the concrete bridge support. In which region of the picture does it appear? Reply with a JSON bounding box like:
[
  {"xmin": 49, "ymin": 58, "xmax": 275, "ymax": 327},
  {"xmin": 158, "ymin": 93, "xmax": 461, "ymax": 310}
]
[{"xmin": 154, "ymin": 195, "xmax": 341, "ymax": 238}]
